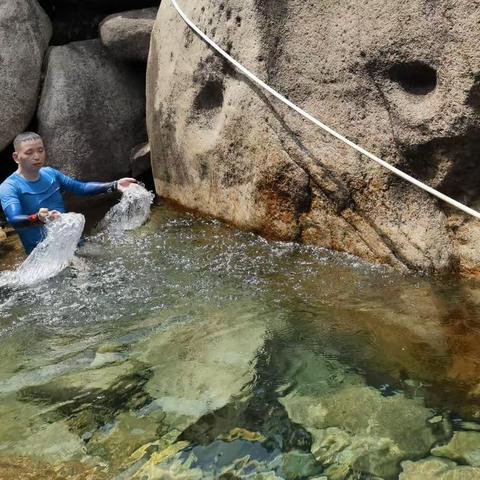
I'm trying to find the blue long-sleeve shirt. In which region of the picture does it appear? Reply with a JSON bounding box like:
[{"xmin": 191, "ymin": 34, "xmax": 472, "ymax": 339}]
[{"xmin": 0, "ymin": 167, "xmax": 116, "ymax": 253}]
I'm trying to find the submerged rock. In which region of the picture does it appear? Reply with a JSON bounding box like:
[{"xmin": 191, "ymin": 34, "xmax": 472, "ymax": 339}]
[
  {"xmin": 129, "ymin": 441, "xmax": 318, "ymax": 480},
  {"xmin": 431, "ymin": 431, "xmax": 480, "ymax": 466},
  {"xmin": 280, "ymin": 450, "xmax": 323, "ymax": 479},
  {"xmin": 130, "ymin": 443, "xmax": 201, "ymax": 480},
  {"xmin": 10, "ymin": 420, "xmax": 86, "ymax": 465},
  {"xmin": 0, "ymin": 0, "xmax": 51, "ymax": 151},
  {"xmin": 87, "ymin": 412, "xmax": 159, "ymax": 469},
  {"xmin": 134, "ymin": 306, "xmax": 266, "ymax": 431},
  {"xmin": 280, "ymin": 383, "xmax": 447, "ymax": 479},
  {"xmin": 147, "ymin": 0, "xmax": 480, "ymax": 274},
  {"xmin": 100, "ymin": 8, "xmax": 158, "ymax": 63},
  {"xmin": 400, "ymin": 457, "xmax": 480, "ymax": 480},
  {"xmin": 0, "ymin": 456, "xmax": 107, "ymax": 479},
  {"xmin": 38, "ymin": 39, "xmax": 147, "ymax": 182}
]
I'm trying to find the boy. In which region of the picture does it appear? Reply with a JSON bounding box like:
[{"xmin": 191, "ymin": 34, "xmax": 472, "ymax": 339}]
[{"xmin": 0, "ymin": 131, "xmax": 138, "ymax": 254}]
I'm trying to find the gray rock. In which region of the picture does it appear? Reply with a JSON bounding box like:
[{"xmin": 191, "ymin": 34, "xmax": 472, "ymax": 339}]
[
  {"xmin": 10, "ymin": 420, "xmax": 86, "ymax": 464},
  {"xmin": 147, "ymin": 0, "xmax": 480, "ymax": 274},
  {"xmin": 0, "ymin": 0, "xmax": 51, "ymax": 151},
  {"xmin": 38, "ymin": 39, "xmax": 147, "ymax": 181},
  {"xmin": 100, "ymin": 8, "xmax": 158, "ymax": 63}
]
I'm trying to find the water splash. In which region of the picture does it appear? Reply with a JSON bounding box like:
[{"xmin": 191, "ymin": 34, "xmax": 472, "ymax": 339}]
[
  {"xmin": 0, "ymin": 186, "xmax": 153, "ymax": 288},
  {"xmin": 100, "ymin": 184, "xmax": 154, "ymax": 234},
  {"xmin": 0, "ymin": 213, "xmax": 85, "ymax": 287}
]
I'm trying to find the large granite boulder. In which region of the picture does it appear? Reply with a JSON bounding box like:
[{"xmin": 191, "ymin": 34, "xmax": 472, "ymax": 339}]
[
  {"xmin": 100, "ymin": 8, "xmax": 158, "ymax": 63},
  {"xmin": 147, "ymin": 0, "xmax": 480, "ymax": 274},
  {"xmin": 38, "ymin": 39, "xmax": 147, "ymax": 181},
  {"xmin": 0, "ymin": 0, "xmax": 51, "ymax": 151}
]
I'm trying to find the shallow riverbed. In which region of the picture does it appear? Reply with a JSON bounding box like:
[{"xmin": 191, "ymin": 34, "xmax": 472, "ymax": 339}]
[{"xmin": 1, "ymin": 204, "xmax": 480, "ymax": 479}]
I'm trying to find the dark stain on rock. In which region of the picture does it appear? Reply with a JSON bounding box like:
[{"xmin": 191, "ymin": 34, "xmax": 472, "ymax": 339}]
[
  {"xmin": 388, "ymin": 61, "xmax": 437, "ymax": 95},
  {"xmin": 199, "ymin": 161, "xmax": 209, "ymax": 180},
  {"xmin": 402, "ymin": 133, "xmax": 480, "ymax": 205},
  {"xmin": 193, "ymin": 79, "xmax": 224, "ymax": 112},
  {"xmin": 154, "ymin": 107, "xmax": 192, "ymax": 186},
  {"xmin": 466, "ymin": 74, "xmax": 480, "ymax": 110},
  {"xmin": 254, "ymin": 0, "xmax": 288, "ymax": 82}
]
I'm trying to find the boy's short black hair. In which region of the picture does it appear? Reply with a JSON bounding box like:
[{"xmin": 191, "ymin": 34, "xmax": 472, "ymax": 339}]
[{"xmin": 13, "ymin": 132, "xmax": 42, "ymax": 152}]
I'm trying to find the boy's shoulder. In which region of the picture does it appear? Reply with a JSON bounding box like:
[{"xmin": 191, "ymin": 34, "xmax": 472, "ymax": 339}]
[
  {"xmin": 0, "ymin": 172, "xmax": 19, "ymax": 194},
  {"xmin": 41, "ymin": 166, "xmax": 57, "ymax": 176}
]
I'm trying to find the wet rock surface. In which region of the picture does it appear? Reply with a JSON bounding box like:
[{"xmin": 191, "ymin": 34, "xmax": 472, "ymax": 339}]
[
  {"xmin": 37, "ymin": 39, "xmax": 147, "ymax": 181},
  {"xmin": 100, "ymin": 7, "xmax": 158, "ymax": 63},
  {"xmin": 147, "ymin": 0, "xmax": 480, "ymax": 274},
  {"xmin": 0, "ymin": 0, "xmax": 51, "ymax": 151}
]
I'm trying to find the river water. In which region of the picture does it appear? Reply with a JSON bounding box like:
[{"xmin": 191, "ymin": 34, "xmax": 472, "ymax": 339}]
[{"xmin": 1, "ymin": 202, "xmax": 480, "ymax": 479}]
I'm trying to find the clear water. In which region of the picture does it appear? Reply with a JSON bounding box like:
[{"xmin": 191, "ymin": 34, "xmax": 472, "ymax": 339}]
[{"xmin": 1, "ymin": 203, "xmax": 480, "ymax": 479}]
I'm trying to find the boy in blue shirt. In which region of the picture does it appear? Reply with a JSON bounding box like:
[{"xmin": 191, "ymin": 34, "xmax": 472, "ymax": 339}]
[{"xmin": 0, "ymin": 132, "xmax": 138, "ymax": 254}]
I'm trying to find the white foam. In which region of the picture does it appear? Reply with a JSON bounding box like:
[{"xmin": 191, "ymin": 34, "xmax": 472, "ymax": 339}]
[
  {"xmin": 0, "ymin": 213, "xmax": 85, "ymax": 287},
  {"xmin": 100, "ymin": 184, "xmax": 154, "ymax": 234},
  {"xmin": 0, "ymin": 186, "xmax": 154, "ymax": 288}
]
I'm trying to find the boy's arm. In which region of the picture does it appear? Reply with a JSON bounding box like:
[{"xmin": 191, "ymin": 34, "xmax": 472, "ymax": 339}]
[
  {"xmin": 52, "ymin": 169, "xmax": 118, "ymax": 196},
  {"xmin": 3, "ymin": 203, "xmax": 45, "ymax": 229},
  {"xmin": 0, "ymin": 185, "xmax": 45, "ymax": 229},
  {"xmin": 52, "ymin": 168, "xmax": 117, "ymax": 196}
]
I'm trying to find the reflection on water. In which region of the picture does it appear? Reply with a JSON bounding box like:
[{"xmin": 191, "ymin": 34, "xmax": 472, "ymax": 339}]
[{"xmin": 1, "ymin": 204, "xmax": 480, "ymax": 478}]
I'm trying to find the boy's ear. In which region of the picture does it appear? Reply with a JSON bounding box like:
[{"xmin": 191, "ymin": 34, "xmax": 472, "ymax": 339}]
[{"xmin": 12, "ymin": 152, "xmax": 19, "ymax": 164}]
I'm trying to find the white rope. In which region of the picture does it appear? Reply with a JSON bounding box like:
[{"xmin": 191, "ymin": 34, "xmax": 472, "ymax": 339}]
[{"xmin": 169, "ymin": 0, "xmax": 480, "ymax": 221}]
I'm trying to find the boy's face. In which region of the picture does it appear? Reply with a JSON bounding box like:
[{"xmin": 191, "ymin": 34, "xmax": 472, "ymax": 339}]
[{"xmin": 13, "ymin": 139, "xmax": 46, "ymax": 172}]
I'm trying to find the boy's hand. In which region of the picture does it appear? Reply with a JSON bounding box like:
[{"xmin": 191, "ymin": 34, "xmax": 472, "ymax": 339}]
[
  {"xmin": 117, "ymin": 178, "xmax": 138, "ymax": 193},
  {"xmin": 38, "ymin": 208, "xmax": 60, "ymax": 223}
]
